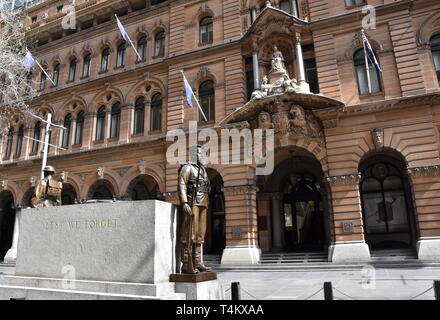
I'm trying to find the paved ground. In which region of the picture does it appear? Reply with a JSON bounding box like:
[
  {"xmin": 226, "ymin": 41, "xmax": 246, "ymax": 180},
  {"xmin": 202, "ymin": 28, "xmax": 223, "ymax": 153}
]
[
  {"xmin": 2, "ymin": 264, "xmax": 440, "ymax": 300},
  {"xmin": 216, "ymin": 267, "xmax": 440, "ymax": 300}
]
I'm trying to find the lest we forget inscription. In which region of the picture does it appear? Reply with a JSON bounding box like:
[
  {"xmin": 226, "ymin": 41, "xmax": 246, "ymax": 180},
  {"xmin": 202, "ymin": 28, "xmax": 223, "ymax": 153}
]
[{"xmin": 15, "ymin": 200, "xmax": 177, "ymax": 284}]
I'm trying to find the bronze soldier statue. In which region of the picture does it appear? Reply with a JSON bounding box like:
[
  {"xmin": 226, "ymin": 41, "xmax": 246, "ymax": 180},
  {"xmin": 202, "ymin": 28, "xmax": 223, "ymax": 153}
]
[
  {"xmin": 31, "ymin": 165, "xmax": 63, "ymax": 208},
  {"xmin": 178, "ymin": 145, "xmax": 211, "ymax": 274}
]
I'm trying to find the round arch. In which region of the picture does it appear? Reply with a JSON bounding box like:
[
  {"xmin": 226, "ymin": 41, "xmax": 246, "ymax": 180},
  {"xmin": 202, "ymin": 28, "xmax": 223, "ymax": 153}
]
[
  {"xmin": 124, "ymin": 174, "xmax": 160, "ymax": 200},
  {"xmin": 62, "ymin": 183, "xmax": 78, "ymax": 205},
  {"xmin": 87, "ymin": 179, "xmax": 116, "ymax": 200},
  {"xmin": 358, "ymin": 152, "xmax": 417, "ymax": 250}
]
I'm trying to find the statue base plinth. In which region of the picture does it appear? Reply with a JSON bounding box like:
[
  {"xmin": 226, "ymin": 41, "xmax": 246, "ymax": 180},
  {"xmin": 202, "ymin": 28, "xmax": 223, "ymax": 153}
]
[
  {"xmin": 170, "ymin": 272, "xmax": 217, "ymax": 283},
  {"xmin": 170, "ymin": 272, "xmax": 224, "ymax": 300}
]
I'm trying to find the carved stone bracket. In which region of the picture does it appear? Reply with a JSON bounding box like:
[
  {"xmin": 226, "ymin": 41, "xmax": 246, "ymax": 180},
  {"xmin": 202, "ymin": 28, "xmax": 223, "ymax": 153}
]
[
  {"xmin": 407, "ymin": 165, "xmax": 440, "ymax": 178},
  {"xmin": 97, "ymin": 167, "xmax": 105, "ymax": 179},
  {"xmin": 30, "ymin": 176, "xmax": 37, "ymax": 187},
  {"xmin": 325, "ymin": 174, "xmax": 361, "ymax": 186},
  {"xmin": 60, "ymin": 171, "xmax": 68, "ymax": 182},
  {"xmin": 371, "ymin": 127, "xmax": 384, "ymax": 149},
  {"xmin": 0, "ymin": 179, "xmax": 7, "ymax": 191}
]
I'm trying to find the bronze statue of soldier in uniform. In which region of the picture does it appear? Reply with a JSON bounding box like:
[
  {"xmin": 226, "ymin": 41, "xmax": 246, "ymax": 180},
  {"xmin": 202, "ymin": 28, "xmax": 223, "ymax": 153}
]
[
  {"xmin": 31, "ymin": 165, "xmax": 63, "ymax": 208},
  {"xmin": 178, "ymin": 145, "xmax": 211, "ymax": 274}
]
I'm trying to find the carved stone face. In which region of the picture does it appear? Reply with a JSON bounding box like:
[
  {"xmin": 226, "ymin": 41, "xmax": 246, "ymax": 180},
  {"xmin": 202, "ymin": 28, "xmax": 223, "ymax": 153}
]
[
  {"xmin": 290, "ymin": 106, "xmax": 305, "ymax": 120},
  {"xmin": 259, "ymin": 112, "xmax": 269, "ymax": 123}
]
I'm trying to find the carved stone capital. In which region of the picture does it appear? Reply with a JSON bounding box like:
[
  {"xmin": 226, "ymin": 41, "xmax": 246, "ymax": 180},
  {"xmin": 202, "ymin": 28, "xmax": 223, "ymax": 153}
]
[
  {"xmin": 325, "ymin": 174, "xmax": 361, "ymax": 186},
  {"xmin": 407, "ymin": 165, "xmax": 440, "ymax": 178},
  {"xmin": 223, "ymin": 185, "xmax": 259, "ymax": 196}
]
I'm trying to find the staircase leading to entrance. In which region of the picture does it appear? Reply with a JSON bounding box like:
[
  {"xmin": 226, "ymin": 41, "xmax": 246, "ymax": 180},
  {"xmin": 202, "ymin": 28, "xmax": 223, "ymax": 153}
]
[
  {"xmin": 260, "ymin": 252, "xmax": 328, "ymax": 264},
  {"xmin": 370, "ymin": 248, "xmax": 418, "ymax": 262}
]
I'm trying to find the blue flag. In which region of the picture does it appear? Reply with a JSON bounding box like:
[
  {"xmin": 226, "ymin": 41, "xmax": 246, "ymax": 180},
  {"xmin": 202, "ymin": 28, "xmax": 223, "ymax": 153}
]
[
  {"xmin": 115, "ymin": 15, "xmax": 127, "ymax": 41},
  {"xmin": 182, "ymin": 72, "xmax": 194, "ymax": 108},
  {"xmin": 362, "ymin": 32, "xmax": 382, "ymax": 73},
  {"xmin": 24, "ymin": 51, "xmax": 36, "ymax": 72}
]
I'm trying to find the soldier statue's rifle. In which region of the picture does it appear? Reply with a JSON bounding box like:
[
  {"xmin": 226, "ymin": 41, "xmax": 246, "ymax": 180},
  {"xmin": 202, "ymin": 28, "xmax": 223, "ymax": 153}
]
[{"xmin": 186, "ymin": 161, "xmax": 202, "ymax": 274}]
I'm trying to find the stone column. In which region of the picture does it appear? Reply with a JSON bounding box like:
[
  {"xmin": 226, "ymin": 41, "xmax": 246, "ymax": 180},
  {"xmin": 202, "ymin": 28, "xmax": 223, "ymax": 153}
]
[
  {"xmin": 326, "ymin": 174, "xmax": 371, "ymax": 263},
  {"xmin": 4, "ymin": 207, "xmax": 21, "ymax": 262},
  {"xmin": 408, "ymin": 166, "xmax": 440, "ymax": 260},
  {"xmin": 291, "ymin": 0, "xmax": 299, "ymax": 17},
  {"xmin": 252, "ymin": 42, "xmax": 260, "ymax": 90},
  {"xmin": 221, "ymin": 185, "xmax": 261, "ymax": 265},
  {"xmin": 270, "ymin": 192, "xmax": 284, "ymax": 252},
  {"xmin": 257, "ymin": 193, "xmax": 272, "ymax": 252},
  {"xmin": 295, "ymin": 34, "xmax": 310, "ymax": 93},
  {"xmin": 119, "ymin": 103, "xmax": 132, "ymax": 143},
  {"xmin": 251, "ymin": 7, "xmax": 257, "ymax": 23}
]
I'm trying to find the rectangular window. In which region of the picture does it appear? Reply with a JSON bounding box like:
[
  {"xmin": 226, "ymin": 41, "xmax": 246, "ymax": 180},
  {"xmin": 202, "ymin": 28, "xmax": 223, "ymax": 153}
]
[
  {"xmin": 304, "ymin": 58, "xmax": 319, "ymax": 94},
  {"xmin": 345, "ymin": 0, "xmax": 366, "ymax": 7},
  {"xmin": 57, "ymin": 5, "xmax": 63, "ymax": 13},
  {"xmin": 245, "ymin": 57, "xmax": 254, "ymax": 101},
  {"xmin": 31, "ymin": 16, "xmax": 37, "ymax": 23}
]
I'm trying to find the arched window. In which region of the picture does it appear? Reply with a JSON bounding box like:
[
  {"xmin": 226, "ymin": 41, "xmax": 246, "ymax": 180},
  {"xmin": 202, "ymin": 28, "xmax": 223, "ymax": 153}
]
[
  {"xmin": 25, "ymin": 72, "xmax": 33, "ymax": 94},
  {"xmin": 134, "ymin": 97, "xmax": 145, "ymax": 134},
  {"xmin": 31, "ymin": 121, "xmax": 41, "ymax": 153},
  {"xmin": 431, "ymin": 35, "xmax": 440, "ymax": 82},
  {"xmin": 360, "ymin": 156, "xmax": 413, "ymax": 248},
  {"xmin": 199, "ymin": 16, "xmax": 213, "ymax": 44},
  {"xmin": 199, "ymin": 80, "xmax": 215, "ymax": 122},
  {"xmin": 39, "ymin": 70, "xmax": 46, "ymax": 90},
  {"xmin": 61, "ymin": 114, "xmax": 72, "ymax": 147},
  {"xmin": 82, "ymin": 54, "xmax": 91, "ymax": 78},
  {"xmin": 354, "ymin": 49, "xmax": 382, "ymax": 95},
  {"xmin": 68, "ymin": 58, "xmax": 77, "ymax": 81},
  {"xmin": 154, "ymin": 31, "xmax": 165, "ymax": 57},
  {"xmin": 15, "ymin": 125, "xmax": 24, "ymax": 157},
  {"xmin": 116, "ymin": 42, "xmax": 126, "ymax": 67},
  {"xmin": 4, "ymin": 128, "xmax": 14, "ymax": 158},
  {"xmin": 150, "ymin": 93, "xmax": 162, "ymax": 131},
  {"xmin": 74, "ymin": 111, "xmax": 84, "ymax": 145},
  {"xmin": 109, "ymin": 102, "xmax": 121, "ymax": 138},
  {"xmin": 52, "ymin": 64, "xmax": 60, "ymax": 86},
  {"xmin": 137, "ymin": 36, "xmax": 147, "ymax": 61},
  {"xmin": 101, "ymin": 48, "xmax": 110, "ymax": 72},
  {"xmin": 95, "ymin": 106, "xmax": 106, "ymax": 141},
  {"xmin": 279, "ymin": 0, "xmax": 291, "ymax": 13}
]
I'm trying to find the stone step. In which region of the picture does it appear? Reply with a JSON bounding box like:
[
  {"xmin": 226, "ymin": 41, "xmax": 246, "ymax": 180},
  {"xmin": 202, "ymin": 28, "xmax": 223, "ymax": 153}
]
[
  {"xmin": 1, "ymin": 276, "xmax": 178, "ymax": 297},
  {"xmin": 0, "ymin": 284, "xmax": 186, "ymax": 300}
]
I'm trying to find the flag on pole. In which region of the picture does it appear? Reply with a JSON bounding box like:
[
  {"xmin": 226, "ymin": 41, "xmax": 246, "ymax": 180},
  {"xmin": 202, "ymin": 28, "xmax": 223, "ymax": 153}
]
[
  {"xmin": 24, "ymin": 51, "xmax": 36, "ymax": 72},
  {"xmin": 180, "ymin": 70, "xmax": 208, "ymax": 121},
  {"xmin": 115, "ymin": 15, "xmax": 127, "ymax": 41},
  {"xmin": 181, "ymin": 71, "xmax": 194, "ymax": 108},
  {"xmin": 361, "ymin": 31, "xmax": 382, "ymax": 73}
]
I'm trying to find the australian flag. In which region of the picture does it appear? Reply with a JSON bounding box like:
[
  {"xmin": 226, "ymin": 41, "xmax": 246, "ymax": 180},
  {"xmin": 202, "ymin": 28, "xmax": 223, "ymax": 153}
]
[
  {"xmin": 24, "ymin": 51, "xmax": 36, "ymax": 72},
  {"xmin": 362, "ymin": 31, "xmax": 382, "ymax": 73}
]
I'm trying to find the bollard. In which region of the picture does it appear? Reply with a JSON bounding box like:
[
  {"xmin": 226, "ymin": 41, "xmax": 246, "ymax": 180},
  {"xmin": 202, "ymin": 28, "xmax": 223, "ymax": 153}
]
[
  {"xmin": 231, "ymin": 282, "xmax": 241, "ymax": 300},
  {"xmin": 434, "ymin": 280, "xmax": 440, "ymax": 300},
  {"xmin": 324, "ymin": 281, "xmax": 333, "ymax": 300}
]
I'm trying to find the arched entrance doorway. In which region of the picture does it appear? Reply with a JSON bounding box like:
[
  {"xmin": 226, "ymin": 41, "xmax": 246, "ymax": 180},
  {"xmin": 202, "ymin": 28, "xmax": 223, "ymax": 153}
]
[
  {"xmin": 0, "ymin": 190, "xmax": 15, "ymax": 261},
  {"xmin": 21, "ymin": 187, "xmax": 34, "ymax": 208},
  {"xmin": 359, "ymin": 153, "xmax": 416, "ymax": 249},
  {"xmin": 205, "ymin": 168, "xmax": 226, "ymax": 254},
  {"xmin": 282, "ymin": 172, "xmax": 325, "ymax": 250},
  {"xmin": 264, "ymin": 151, "xmax": 330, "ymax": 253},
  {"xmin": 87, "ymin": 180, "xmax": 115, "ymax": 200},
  {"xmin": 125, "ymin": 174, "xmax": 160, "ymax": 200},
  {"xmin": 62, "ymin": 183, "xmax": 77, "ymax": 205}
]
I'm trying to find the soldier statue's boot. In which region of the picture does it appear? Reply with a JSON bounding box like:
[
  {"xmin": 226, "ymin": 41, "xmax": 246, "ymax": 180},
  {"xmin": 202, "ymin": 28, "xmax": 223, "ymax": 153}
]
[
  {"xmin": 180, "ymin": 245, "xmax": 197, "ymax": 274},
  {"xmin": 195, "ymin": 244, "xmax": 211, "ymax": 272}
]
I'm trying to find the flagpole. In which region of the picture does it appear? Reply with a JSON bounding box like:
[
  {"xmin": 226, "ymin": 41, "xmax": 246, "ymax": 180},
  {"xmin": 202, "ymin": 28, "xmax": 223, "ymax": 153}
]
[
  {"xmin": 180, "ymin": 70, "xmax": 208, "ymax": 122},
  {"xmin": 41, "ymin": 113, "xmax": 52, "ymax": 179},
  {"xmin": 361, "ymin": 29, "xmax": 372, "ymax": 94},
  {"xmin": 115, "ymin": 14, "xmax": 143, "ymax": 62}
]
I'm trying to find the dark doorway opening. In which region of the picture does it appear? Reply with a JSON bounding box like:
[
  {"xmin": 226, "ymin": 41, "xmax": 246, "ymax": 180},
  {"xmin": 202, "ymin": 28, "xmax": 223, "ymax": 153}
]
[
  {"xmin": 0, "ymin": 191, "xmax": 15, "ymax": 261},
  {"xmin": 282, "ymin": 173, "xmax": 325, "ymax": 252},
  {"xmin": 205, "ymin": 170, "xmax": 226, "ymax": 254}
]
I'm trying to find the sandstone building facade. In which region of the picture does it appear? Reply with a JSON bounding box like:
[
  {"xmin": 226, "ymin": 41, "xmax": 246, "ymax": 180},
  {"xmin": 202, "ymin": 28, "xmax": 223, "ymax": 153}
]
[{"xmin": 0, "ymin": 0, "xmax": 439, "ymax": 264}]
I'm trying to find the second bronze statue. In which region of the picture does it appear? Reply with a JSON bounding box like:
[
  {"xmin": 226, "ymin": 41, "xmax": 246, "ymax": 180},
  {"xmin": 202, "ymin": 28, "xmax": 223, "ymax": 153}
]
[{"xmin": 178, "ymin": 145, "xmax": 211, "ymax": 274}]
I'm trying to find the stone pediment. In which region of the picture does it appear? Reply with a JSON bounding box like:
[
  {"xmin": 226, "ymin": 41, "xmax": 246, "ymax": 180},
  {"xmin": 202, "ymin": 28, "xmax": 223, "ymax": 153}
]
[
  {"xmin": 219, "ymin": 93, "xmax": 344, "ymax": 149},
  {"xmin": 219, "ymin": 92, "xmax": 344, "ymax": 126},
  {"xmin": 242, "ymin": 6, "xmax": 308, "ymax": 42}
]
